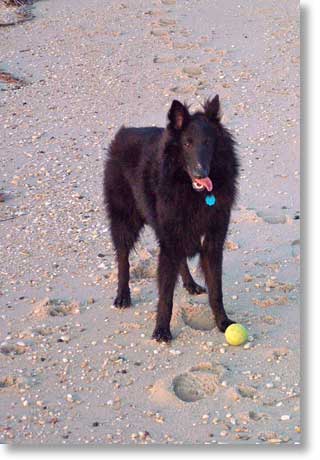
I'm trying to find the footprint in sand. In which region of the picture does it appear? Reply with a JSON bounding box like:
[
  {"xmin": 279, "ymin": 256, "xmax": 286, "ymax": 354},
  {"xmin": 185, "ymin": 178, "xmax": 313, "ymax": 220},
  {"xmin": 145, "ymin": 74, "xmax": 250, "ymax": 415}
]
[
  {"xmin": 182, "ymin": 65, "xmax": 203, "ymax": 77},
  {"xmin": 131, "ymin": 259, "xmax": 156, "ymax": 280},
  {"xmin": 172, "ymin": 367, "xmax": 218, "ymax": 402},
  {"xmin": 181, "ymin": 304, "xmax": 215, "ymax": 331},
  {"xmin": 0, "ymin": 376, "xmax": 17, "ymax": 388},
  {"xmin": 173, "ymin": 42, "xmax": 195, "ymax": 50},
  {"xmin": 150, "ymin": 363, "xmax": 225, "ymax": 405},
  {"xmin": 170, "ymin": 84, "xmax": 197, "ymax": 95},
  {"xmin": 32, "ymin": 325, "xmax": 55, "ymax": 336},
  {"xmin": 31, "ymin": 297, "xmax": 80, "ymax": 320},
  {"xmin": 255, "ymin": 209, "xmax": 289, "ymax": 224},
  {"xmin": 0, "ymin": 341, "xmax": 30, "ymax": 355},
  {"xmin": 154, "ymin": 55, "xmax": 176, "ymax": 64},
  {"xmin": 0, "ymin": 373, "xmax": 40, "ymax": 389},
  {"xmin": 158, "ymin": 18, "xmax": 176, "ymax": 27},
  {"xmin": 150, "ymin": 28, "xmax": 169, "ymax": 37},
  {"xmin": 236, "ymin": 384, "xmax": 260, "ymax": 400}
]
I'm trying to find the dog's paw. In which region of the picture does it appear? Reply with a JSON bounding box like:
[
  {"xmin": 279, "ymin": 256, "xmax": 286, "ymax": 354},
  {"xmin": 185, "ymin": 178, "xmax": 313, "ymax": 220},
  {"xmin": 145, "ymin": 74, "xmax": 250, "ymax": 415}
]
[
  {"xmin": 152, "ymin": 326, "xmax": 172, "ymax": 342},
  {"xmin": 114, "ymin": 290, "xmax": 131, "ymax": 309},
  {"xmin": 184, "ymin": 282, "xmax": 206, "ymax": 295},
  {"xmin": 216, "ymin": 317, "xmax": 235, "ymax": 333}
]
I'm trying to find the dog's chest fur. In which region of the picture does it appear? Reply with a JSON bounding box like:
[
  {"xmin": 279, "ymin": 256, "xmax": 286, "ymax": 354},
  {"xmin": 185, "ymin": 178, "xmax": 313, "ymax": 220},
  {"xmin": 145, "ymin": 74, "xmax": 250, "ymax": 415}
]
[{"xmin": 155, "ymin": 185, "xmax": 219, "ymax": 257}]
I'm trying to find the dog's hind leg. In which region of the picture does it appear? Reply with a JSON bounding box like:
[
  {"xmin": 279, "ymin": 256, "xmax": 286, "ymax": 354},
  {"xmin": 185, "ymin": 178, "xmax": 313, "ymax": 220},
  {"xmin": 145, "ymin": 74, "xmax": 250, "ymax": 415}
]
[
  {"xmin": 112, "ymin": 217, "xmax": 143, "ymax": 308},
  {"xmin": 106, "ymin": 182, "xmax": 144, "ymax": 308},
  {"xmin": 114, "ymin": 244, "xmax": 131, "ymax": 308},
  {"xmin": 180, "ymin": 259, "xmax": 206, "ymax": 295}
]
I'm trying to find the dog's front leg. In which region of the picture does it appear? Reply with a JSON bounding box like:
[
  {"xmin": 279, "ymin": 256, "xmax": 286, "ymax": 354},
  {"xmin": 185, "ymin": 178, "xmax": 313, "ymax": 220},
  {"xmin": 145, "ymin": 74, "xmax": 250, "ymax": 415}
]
[
  {"xmin": 152, "ymin": 246, "xmax": 181, "ymax": 342},
  {"xmin": 201, "ymin": 237, "xmax": 234, "ymax": 332}
]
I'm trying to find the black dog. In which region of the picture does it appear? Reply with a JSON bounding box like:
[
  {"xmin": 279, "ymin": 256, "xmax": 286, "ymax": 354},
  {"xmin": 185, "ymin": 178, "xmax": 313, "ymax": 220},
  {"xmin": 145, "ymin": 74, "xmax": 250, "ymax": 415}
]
[{"xmin": 103, "ymin": 96, "xmax": 239, "ymax": 342}]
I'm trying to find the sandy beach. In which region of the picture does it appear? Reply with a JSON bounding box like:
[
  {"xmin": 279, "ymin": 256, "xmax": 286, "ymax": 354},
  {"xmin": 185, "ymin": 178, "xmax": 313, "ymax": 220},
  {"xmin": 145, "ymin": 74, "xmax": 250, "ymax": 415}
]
[{"xmin": 0, "ymin": 0, "xmax": 300, "ymax": 445}]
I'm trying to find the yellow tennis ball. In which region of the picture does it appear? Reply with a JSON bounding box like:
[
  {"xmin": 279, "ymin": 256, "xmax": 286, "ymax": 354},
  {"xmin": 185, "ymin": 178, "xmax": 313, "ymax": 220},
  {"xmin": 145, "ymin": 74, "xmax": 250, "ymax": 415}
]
[{"xmin": 225, "ymin": 323, "xmax": 248, "ymax": 346}]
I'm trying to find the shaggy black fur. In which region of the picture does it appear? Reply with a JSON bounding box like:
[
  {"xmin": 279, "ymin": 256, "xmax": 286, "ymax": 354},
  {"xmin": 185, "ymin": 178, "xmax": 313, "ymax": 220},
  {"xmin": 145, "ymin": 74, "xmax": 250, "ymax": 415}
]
[{"xmin": 103, "ymin": 96, "xmax": 239, "ymax": 342}]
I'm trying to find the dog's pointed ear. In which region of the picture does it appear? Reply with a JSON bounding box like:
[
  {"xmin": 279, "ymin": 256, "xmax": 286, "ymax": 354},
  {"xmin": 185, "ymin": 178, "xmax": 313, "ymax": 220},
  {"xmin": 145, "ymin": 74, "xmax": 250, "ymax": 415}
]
[
  {"xmin": 204, "ymin": 95, "xmax": 221, "ymax": 122},
  {"xmin": 168, "ymin": 100, "xmax": 190, "ymax": 130}
]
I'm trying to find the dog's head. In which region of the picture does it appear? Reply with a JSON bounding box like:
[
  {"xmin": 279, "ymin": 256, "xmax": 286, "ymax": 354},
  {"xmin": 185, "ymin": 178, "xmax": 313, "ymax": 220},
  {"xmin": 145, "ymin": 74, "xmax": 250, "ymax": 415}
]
[{"xmin": 167, "ymin": 96, "xmax": 221, "ymax": 192}]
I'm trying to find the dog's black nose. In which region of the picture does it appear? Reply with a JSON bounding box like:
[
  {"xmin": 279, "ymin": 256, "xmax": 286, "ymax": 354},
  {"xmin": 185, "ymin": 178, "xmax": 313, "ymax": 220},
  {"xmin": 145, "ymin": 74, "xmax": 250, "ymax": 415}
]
[{"xmin": 193, "ymin": 164, "xmax": 209, "ymax": 178}]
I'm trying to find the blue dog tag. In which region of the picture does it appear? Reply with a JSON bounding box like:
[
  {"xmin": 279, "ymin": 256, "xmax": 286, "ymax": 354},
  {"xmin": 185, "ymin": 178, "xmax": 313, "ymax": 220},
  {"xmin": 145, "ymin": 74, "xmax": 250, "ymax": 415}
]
[{"xmin": 205, "ymin": 194, "xmax": 216, "ymax": 207}]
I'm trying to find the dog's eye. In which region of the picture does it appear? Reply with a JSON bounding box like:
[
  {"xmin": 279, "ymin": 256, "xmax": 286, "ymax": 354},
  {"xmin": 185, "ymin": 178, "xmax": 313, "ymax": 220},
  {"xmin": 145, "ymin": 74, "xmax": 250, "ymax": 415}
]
[
  {"xmin": 184, "ymin": 138, "xmax": 193, "ymax": 147},
  {"xmin": 203, "ymin": 139, "xmax": 209, "ymax": 146}
]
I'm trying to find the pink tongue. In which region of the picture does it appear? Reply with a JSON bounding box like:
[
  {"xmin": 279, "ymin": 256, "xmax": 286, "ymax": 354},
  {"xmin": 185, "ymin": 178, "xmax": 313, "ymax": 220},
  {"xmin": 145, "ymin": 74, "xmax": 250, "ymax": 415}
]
[{"xmin": 194, "ymin": 177, "xmax": 213, "ymax": 192}]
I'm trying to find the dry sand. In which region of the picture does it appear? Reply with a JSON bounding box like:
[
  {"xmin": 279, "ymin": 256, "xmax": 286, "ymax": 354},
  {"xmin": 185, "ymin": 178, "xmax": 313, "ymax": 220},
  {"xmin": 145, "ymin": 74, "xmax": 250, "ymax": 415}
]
[{"xmin": 0, "ymin": 0, "xmax": 300, "ymax": 445}]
